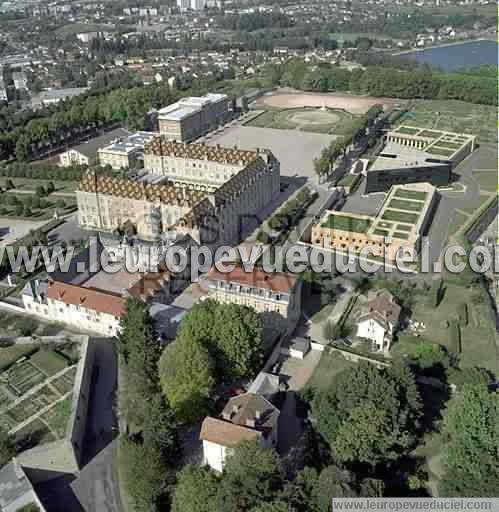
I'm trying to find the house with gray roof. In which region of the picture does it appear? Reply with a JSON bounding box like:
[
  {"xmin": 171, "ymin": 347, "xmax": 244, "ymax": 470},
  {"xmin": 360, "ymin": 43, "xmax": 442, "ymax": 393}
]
[{"xmin": 59, "ymin": 128, "xmax": 130, "ymax": 167}]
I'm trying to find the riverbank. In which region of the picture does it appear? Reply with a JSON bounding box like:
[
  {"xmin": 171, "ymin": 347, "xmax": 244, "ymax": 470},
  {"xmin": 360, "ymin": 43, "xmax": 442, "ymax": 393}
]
[{"xmin": 392, "ymin": 37, "xmax": 496, "ymax": 56}]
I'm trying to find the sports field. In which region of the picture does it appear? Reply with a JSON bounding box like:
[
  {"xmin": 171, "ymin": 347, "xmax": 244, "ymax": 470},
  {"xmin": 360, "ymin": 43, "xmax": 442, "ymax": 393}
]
[{"xmin": 257, "ymin": 91, "xmax": 395, "ymax": 115}]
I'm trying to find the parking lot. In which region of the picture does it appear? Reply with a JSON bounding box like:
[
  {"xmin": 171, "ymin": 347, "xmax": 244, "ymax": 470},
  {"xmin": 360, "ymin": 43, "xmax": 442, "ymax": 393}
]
[{"xmin": 206, "ymin": 125, "xmax": 336, "ymax": 178}]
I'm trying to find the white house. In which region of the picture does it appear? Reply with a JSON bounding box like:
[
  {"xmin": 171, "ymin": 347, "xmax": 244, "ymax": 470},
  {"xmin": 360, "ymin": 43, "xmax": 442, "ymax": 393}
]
[
  {"xmin": 200, "ymin": 393, "xmax": 280, "ymax": 473},
  {"xmin": 22, "ymin": 279, "xmax": 124, "ymax": 336},
  {"xmin": 356, "ymin": 289, "xmax": 401, "ymax": 352}
]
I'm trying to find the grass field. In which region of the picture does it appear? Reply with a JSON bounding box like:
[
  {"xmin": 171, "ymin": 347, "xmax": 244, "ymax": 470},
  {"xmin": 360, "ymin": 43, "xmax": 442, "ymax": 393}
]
[
  {"xmin": 305, "ymin": 351, "xmax": 356, "ymax": 391},
  {"xmin": 472, "ymin": 170, "xmax": 497, "ymax": 193},
  {"xmin": 55, "ymin": 22, "xmax": 114, "ymax": 35},
  {"xmin": 42, "ymin": 396, "xmax": 72, "ymax": 439},
  {"xmin": 322, "ymin": 214, "xmax": 372, "ymax": 232},
  {"xmin": 244, "ymin": 107, "xmax": 356, "ymax": 135},
  {"xmin": 388, "ymin": 199, "xmax": 424, "ymax": 212},
  {"xmin": 31, "ymin": 349, "xmax": 68, "ymax": 377},
  {"xmin": 396, "ymin": 100, "xmax": 497, "ymax": 143},
  {"xmin": 408, "ymin": 283, "xmax": 498, "ymax": 374},
  {"xmin": 0, "ymin": 178, "xmax": 78, "ymax": 194},
  {"xmin": 394, "ymin": 189, "xmax": 427, "ymax": 201},
  {"xmin": 382, "ymin": 209, "xmax": 419, "ymax": 223},
  {"xmin": 0, "ymin": 344, "xmax": 38, "ymax": 371}
]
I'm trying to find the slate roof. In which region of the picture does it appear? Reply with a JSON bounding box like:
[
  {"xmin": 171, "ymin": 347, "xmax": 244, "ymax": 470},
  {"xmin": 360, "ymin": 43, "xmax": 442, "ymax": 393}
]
[{"xmin": 69, "ymin": 128, "xmax": 130, "ymax": 159}]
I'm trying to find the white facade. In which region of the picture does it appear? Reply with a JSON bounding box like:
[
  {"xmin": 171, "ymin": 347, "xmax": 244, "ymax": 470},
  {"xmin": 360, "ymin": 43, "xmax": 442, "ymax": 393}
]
[
  {"xmin": 202, "ymin": 440, "xmax": 230, "ymax": 473},
  {"xmin": 59, "ymin": 149, "xmax": 91, "ymax": 167},
  {"xmin": 356, "ymin": 318, "xmax": 392, "ymax": 352}
]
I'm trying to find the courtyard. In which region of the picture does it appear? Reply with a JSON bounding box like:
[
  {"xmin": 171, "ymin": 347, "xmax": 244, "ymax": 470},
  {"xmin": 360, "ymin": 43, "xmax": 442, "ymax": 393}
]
[{"xmin": 206, "ymin": 125, "xmax": 335, "ymax": 178}]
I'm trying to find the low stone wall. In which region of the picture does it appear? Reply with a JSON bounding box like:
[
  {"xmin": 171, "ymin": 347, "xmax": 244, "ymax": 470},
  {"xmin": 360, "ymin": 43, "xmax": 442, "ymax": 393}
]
[{"xmin": 311, "ymin": 341, "xmax": 390, "ymax": 368}]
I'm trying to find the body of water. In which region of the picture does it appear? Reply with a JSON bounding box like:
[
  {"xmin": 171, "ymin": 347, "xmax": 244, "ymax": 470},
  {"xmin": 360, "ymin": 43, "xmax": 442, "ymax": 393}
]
[{"xmin": 397, "ymin": 40, "xmax": 498, "ymax": 72}]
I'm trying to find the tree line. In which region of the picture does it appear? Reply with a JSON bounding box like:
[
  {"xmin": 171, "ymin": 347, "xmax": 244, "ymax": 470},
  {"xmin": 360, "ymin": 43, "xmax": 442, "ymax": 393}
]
[
  {"xmin": 314, "ymin": 104, "xmax": 384, "ymax": 178},
  {"xmin": 266, "ymin": 60, "xmax": 497, "ymax": 106}
]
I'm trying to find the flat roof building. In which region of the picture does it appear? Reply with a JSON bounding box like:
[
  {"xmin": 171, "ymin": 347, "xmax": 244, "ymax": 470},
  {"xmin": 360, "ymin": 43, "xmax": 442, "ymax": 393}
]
[
  {"xmin": 158, "ymin": 93, "xmax": 231, "ymax": 142},
  {"xmin": 311, "ymin": 182, "xmax": 438, "ymax": 261},
  {"xmin": 98, "ymin": 131, "xmax": 157, "ymax": 170}
]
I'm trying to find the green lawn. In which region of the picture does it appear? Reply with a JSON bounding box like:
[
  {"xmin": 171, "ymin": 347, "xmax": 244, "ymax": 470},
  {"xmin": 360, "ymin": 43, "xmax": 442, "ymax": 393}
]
[
  {"xmin": 395, "ymin": 126, "xmax": 420, "ymax": 135},
  {"xmin": 0, "ymin": 178, "xmax": 78, "ymax": 193},
  {"xmin": 426, "ymin": 146, "xmax": 455, "ymax": 157},
  {"xmin": 388, "ymin": 198, "xmax": 424, "ymax": 212},
  {"xmin": 305, "ymin": 350, "xmax": 356, "ymax": 391},
  {"xmin": 322, "ymin": 214, "xmax": 372, "ymax": 233},
  {"xmin": 408, "ymin": 283, "xmax": 498, "ymax": 375},
  {"xmin": 382, "ymin": 209, "xmax": 419, "ymax": 224},
  {"xmin": 30, "ymin": 349, "xmax": 68, "ymax": 377},
  {"xmin": 393, "ymin": 231, "xmax": 410, "ymax": 240},
  {"xmin": 0, "ymin": 344, "xmax": 39, "ymax": 371},
  {"xmin": 55, "ymin": 22, "xmax": 114, "ymax": 35},
  {"xmin": 396, "ymin": 100, "xmax": 497, "ymax": 143},
  {"xmin": 472, "ymin": 170, "xmax": 497, "ymax": 193},
  {"xmin": 394, "ymin": 189, "xmax": 427, "ymax": 201}
]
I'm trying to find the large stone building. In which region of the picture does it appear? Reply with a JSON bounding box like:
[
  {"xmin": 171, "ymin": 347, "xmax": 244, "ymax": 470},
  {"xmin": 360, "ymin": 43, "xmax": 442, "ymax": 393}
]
[
  {"xmin": 311, "ymin": 182, "xmax": 437, "ymax": 260},
  {"xmin": 76, "ymin": 139, "xmax": 280, "ymax": 255},
  {"xmin": 157, "ymin": 93, "xmax": 231, "ymax": 142}
]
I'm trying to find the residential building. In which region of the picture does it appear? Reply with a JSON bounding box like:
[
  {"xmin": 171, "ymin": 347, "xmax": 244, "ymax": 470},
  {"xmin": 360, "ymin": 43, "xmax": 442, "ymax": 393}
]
[
  {"xmin": 22, "ymin": 279, "xmax": 124, "ymax": 336},
  {"xmin": 0, "ymin": 460, "xmax": 47, "ymax": 512},
  {"xmin": 205, "ymin": 265, "xmax": 302, "ymax": 334},
  {"xmin": 98, "ymin": 131, "xmax": 156, "ymax": 170},
  {"xmin": 59, "ymin": 128, "xmax": 130, "ymax": 167},
  {"xmin": 157, "ymin": 93, "xmax": 231, "ymax": 142},
  {"xmin": 200, "ymin": 393, "xmax": 280, "ymax": 472},
  {"xmin": 12, "ymin": 71, "xmax": 28, "ymax": 90},
  {"xmin": 38, "ymin": 87, "xmax": 88, "ymax": 106},
  {"xmin": 356, "ymin": 289, "xmax": 401, "ymax": 352},
  {"xmin": 311, "ymin": 182, "xmax": 438, "ymax": 261}
]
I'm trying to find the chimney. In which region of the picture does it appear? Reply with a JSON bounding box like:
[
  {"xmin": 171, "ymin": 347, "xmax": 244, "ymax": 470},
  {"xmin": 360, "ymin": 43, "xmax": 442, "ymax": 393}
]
[
  {"xmin": 255, "ymin": 410, "xmax": 261, "ymax": 420},
  {"xmin": 232, "ymin": 404, "xmax": 240, "ymax": 414}
]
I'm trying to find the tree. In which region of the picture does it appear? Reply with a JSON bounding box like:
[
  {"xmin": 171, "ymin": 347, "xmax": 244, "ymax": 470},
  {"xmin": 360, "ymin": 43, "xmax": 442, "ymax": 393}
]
[
  {"xmin": 142, "ymin": 394, "xmax": 177, "ymax": 462},
  {"xmin": 118, "ymin": 298, "xmax": 159, "ymax": 380},
  {"xmin": 250, "ymin": 501, "xmax": 289, "ymax": 512},
  {"xmin": 172, "ymin": 465, "xmax": 218, "ymax": 512},
  {"xmin": 332, "ymin": 404, "xmax": 411, "ymax": 466},
  {"xmin": 46, "ymin": 181, "xmax": 56, "ymax": 194},
  {"xmin": 0, "ymin": 426, "xmax": 15, "ymax": 466},
  {"xmin": 120, "ymin": 437, "xmax": 168, "ymax": 512},
  {"xmin": 158, "ymin": 335, "xmax": 214, "ymax": 423},
  {"xmin": 439, "ymin": 383, "xmax": 499, "ymax": 497},
  {"xmin": 118, "ymin": 298, "xmax": 161, "ymax": 430},
  {"xmin": 35, "ymin": 185, "xmax": 46, "ymax": 197},
  {"xmin": 178, "ymin": 300, "xmax": 264, "ymax": 381},
  {"xmin": 241, "ymin": 96, "xmax": 249, "ymax": 112},
  {"xmin": 311, "ymin": 364, "xmax": 421, "ymax": 467},
  {"xmin": 213, "ymin": 441, "xmax": 284, "ymax": 511}
]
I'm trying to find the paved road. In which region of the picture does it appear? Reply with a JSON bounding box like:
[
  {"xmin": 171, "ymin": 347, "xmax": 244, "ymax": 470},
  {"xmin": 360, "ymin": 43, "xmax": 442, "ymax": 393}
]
[{"xmin": 37, "ymin": 339, "xmax": 124, "ymax": 512}]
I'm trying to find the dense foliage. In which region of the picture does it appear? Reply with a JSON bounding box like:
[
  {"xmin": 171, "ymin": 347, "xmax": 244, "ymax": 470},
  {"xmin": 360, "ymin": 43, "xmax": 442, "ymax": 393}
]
[
  {"xmin": 311, "ymin": 363, "xmax": 421, "ymax": 467},
  {"xmin": 439, "ymin": 383, "xmax": 499, "ymax": 497}
]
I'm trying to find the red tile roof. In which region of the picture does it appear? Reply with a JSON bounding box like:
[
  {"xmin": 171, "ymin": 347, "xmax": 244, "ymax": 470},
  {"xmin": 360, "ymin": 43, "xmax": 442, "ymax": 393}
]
[
  {"xmin": 47, "ymin": 281, "xmax": 126, "ymax": 317},
  {"xmin": 200, "ymin": 417, "xmax": 260, "ymax": 448},
  {"xmin": 127, "ymin": 269, "xmax": 171, "ymax": 301},
  {"xmin": 206, "ymin": 265, "xmax": 297, "ymax": 294}
]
